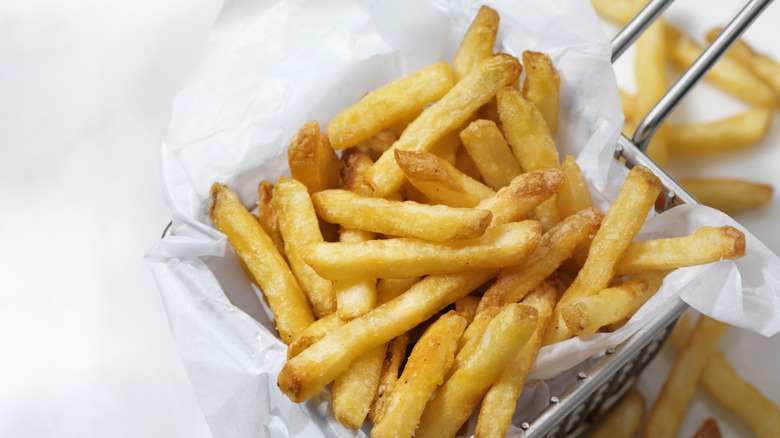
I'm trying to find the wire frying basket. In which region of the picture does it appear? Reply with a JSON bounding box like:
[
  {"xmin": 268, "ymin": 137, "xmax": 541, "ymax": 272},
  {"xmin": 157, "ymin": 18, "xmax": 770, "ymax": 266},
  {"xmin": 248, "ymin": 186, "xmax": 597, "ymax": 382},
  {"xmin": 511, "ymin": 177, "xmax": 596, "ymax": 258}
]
[{"xmin": 518, "ymin": 0, "xmax": 774, "ymax": 436}]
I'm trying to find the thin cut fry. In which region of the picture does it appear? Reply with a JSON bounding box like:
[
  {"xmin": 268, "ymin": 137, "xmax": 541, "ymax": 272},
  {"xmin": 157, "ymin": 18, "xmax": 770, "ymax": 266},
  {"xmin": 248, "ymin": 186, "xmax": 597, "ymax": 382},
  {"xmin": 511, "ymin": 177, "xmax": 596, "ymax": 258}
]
[
  {"xmin": 460, "ymin": 119, "xmax": 522, "ymax": 190},
  {"xmin": 475, "ymin": 168, "xmax": 564, "ymax": 226},
  {"xmin": 371, "ymin": 312, "xmax": 467, "ymax": 438},
  {"xmin": 453, "ymin": 6, "xmax": 500, "ymax": 82},
  {"xmin": 615, "ymin": 225, "xmax": 746, "ymax": 276},
  {"xmin": 706, "ymin": 27, "xmax": 780, "ymax": 98},
  {"xmin": 311, "ymin": 189, "xmax": 493, "ymax": 241},
  {"xmin": 369, "ymin": 334, "xmax": 410, "ymax": 424},
  {"xmin": 327, "ymin": 61, "xmax": 454, "ymax": 150},
  {"xmin": 587, "ymin": 389, "xmax": 645, "ymax": 438},
  {"xmin": 522, "ymin": 50, "xmax": 560, "ymax": 134},
  {"xmin": 256, "ymin": 180, "xmax": 285, "ymax": 256},
  {"xmin": 693, "ymin": 418, "xmax": 722, "ymax": 438},
  {"xmin": 274, "ymin": 177, "xmax": 336, "ymax": 318},
  {"xmin": 287, "ymin": 120, "xmax": 341, "ymax": 192},
  {"xmin": 331, "ymin": 344, "xmax": 385, "ymax": 429},
  {"xmin": 668, "ymin": 108, "xmax": 773, "ymax": 156},
  {"xmin": 644, "ymin": 315, "xmax": 729, "ymax": 438},
  {"xmin": 208, "ymin": 183, "xmax": 314, "ymax": 344},
  {"xmin": 366, "ymin": 53, "xmax": 522, "ymax": 197},
  {"xmin": 678, "ymin": 178, "xmax": 773, "ymax": 214}
]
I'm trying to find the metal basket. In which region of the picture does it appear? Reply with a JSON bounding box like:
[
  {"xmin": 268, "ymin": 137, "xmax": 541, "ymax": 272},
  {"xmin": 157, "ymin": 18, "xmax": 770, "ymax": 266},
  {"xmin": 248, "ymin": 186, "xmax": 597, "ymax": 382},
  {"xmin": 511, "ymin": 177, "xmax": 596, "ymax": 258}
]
[{"xmin": 518, "ymin": 0, "xmax": 774, "ymax": 436}]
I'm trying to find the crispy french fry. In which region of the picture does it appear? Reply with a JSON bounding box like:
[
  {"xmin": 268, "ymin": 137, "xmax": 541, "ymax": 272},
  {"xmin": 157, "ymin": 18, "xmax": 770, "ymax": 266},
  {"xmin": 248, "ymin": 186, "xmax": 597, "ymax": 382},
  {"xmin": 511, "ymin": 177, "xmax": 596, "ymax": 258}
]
[
  {"xmin": 366, "ymin": 53, "xmax": 522, "ymax": 197},
  {"xmin": 670, "ymin": 314, "xmax": 780, "ymax": 438},
  {"xmin": 707, "ymin": 27, "xmax": 780, "ymax": 98},
  {"xmin": 668, "ymin": 108, "xmax": 773, "ymax": 156},
  {"xmin": 693, "ymin": 418, "xmax": 722, "ymax": 438},
  {"xmin": 635, "ymin": 15, "xmax": 668, "ymax": 165},
  {"xmin": 395, "ymin": 149, "xmax": 496, "ymax": 207},
  {"xmin": 278, "ymin": 269, "xmax": 498, "ymax": 402},
  {"xmin": 478, "ymin": 208, "xmax": 604, "ymax": 312},
  {"xmin": 286, "ymin": 312, "xmax": 344, "ymax": 360},
  {"xmin": 561, "ymin": 270, "xmax": 668, "ymax": 335},
  {"xmin": 453, "ymin": 6, "xmax": 500, "ymax": 82},
  {"xmin": 375, "ymin": 277, "xmax": 422, "ymax": 305},
  {"xmin": 545, "ymin": 166, "xmax": 662, "ymax": 345},
  {"xmin": 451, "ymin": 306, "xmax": 502, "ymax": 375},
  {"xmin": 522, "ymin": 50, "xmax": 560, "ymax": 134},
  {"xmin": 208, "ymin": 183, "xmax": 314, "ymax": 344},
  {"xmin": 645, "ymin": 315, "xmax": 729, "ymax": 438},
  {"xmin": 369, "ymin": 334, "xmax": 410, "ymax": 424},
  {"xmin": 371, "ymin": 312, "xmax": 467, "ymax": 438},
  {"xmin": 256, "ymin": 180, "xmax": 285, "ymax": 256},
  {"xmin": 475, "ymin": 168, "xmax": 564, "ymax": 226},
  {"xmin": 588, "ymin": 389, "xmax": 646, "ymax": 438},
  {"xmin": 455, "ymin": 295, "xmax": 481, "ymax": 324},
  {"xmin": 327, "ymin": 61, "xmax": 454, "ymax": 150},
  {"xmin": 414, "ymin": 303, "xmax": 538, "ymax": 438},
  {"xmin": 678, "ymin": 178, "xmax": 773, "ymax": 214},
  {"xmin": 311, "ymin": 189, "xmax": 492, "ymax": 241},
  {"xmin": 615, "ymin": 225, "xmax": 745, "ymax": 276},
  {"xmin": 274, "ymin": 177, "xmax": 336, "ymax": 318},
  {"xmin": 340, "ymin": 147, "xmax": 375, "ymax": 197},
  {"xmin": 459, "ymin": 119, "xmax": 522, "ymax": 190},
  {"xmin": 475, "ymin": 280, "xmax": 556, "ymax": 438},
  {"xmin": 667, "ymin": 26, "xmax": 779, "ymax": 107},
  {"xmin": 333, "ymin": 229, "xmax": 377, "ymax": 319},
  {"xmin": 287, "ymin": 120, "xmax": 341, "ymax": 192},
  {"xmin": 556, "ymin": 155, "xmax": 594, "ymax": 219},
  {"xmin": 304, "ymin": 221, "xmax": 540, "ymax": 280},
  {"xmin": 332, "ymin": 343, "xmax": 386, "ymax": 429}
]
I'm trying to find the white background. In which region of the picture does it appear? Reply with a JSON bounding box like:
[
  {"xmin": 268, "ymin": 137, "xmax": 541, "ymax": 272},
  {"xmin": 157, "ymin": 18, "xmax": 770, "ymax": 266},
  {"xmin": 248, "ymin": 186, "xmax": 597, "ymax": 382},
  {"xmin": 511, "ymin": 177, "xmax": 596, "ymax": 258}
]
[{"xmin": 1, "ymin": 1, "xmax": 778, "ymax": 437}]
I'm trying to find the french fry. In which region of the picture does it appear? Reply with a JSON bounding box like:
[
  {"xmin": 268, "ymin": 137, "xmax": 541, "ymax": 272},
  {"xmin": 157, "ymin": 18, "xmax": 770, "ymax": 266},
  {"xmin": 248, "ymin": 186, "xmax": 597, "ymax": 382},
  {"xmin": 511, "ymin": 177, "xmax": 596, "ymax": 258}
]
[
  {"xmin": 455, "ymin": 295, "xmax": 481, "ymax": 324},
  {"xmin": 706, "ymin": 27, "xmax": 780, "ymax": 98},
  {"xmin": 475, "ymin": 280, "xmax": 556, "ymax": 438},
  {"xmin": 522, "ymin": 50, "xmax": 560, "ymax": 134},
  {"xmin": 635, "ymin": 15, "xmax": 669, "ymax": 165},
  {"xmin": 311, "ymin": 189, "xmax": 493, "ymax": 241},
  {"xmin": 477, "ymin": 208, "xmax": 604, "ymax": 312},
  {"xmin": 304, "ymin": 221, "xmax": 540, "ymax": 280},
  {"xmin": 671, "ymin": 314, "xmax": 780, "ymax": 438},
  {"xmin": 645, "ymin": 315, "xmax": 729, "ymax": 438},
  {"xmin": 333, "ymin": 229, "xmax": 377, "ymax": 319},
  {"xmin": 256, "ymin": 180, "xmax": 285, "ymax": 256},
  {"xmin": 331, "ymin": 343, "xmax": 386, "ymax": 429},
  {"xmin": 459, "ymin": 119, "xmax": 522, "ymax": 190},
  {"xmin": 286, "ymin": 311, "xmax": 344, "ymax": 360},
  {"xmin": 589, "ymin": 0, "xmax": 638, "ymax": 26},
  {"xmin": 375, "ymin": 277, "xmax": 422, "ymax": 305},
  {"xmin": 355, "ymin": 130, "xmax": 397, "ymax": 162},
  {"xmin": 278, "ymin": 269, "xmax": 498, "ymax": 402},
  {"xmin": 414, "ymin": 303, "xmax": 538, "ymax": 438},
  {"xmin": 208, "ymin": 183, "xmax": 314, "ymax": 344},
  {"xmin": 453, "ymin": 5, "xmax": 500, "ymax": 82},
  {"xmin": 429, "ymin": 126, "xmax": 463, "ymax": 166},
  {"xmin": 395, "ymin": 149, "xmax": 496, "ymax": 207},
  {"xmin": 451, "ymin": 306, "xmax": 502, "ymax": 375},
  {"xmin": 273, "ymin": 177, "xmax": 336, "ymax": 318},
  {"xmin": 587, "ymin": 389, "xmax": 645, "ymax": 438},
  {"xmin": 366, "ymin": 53, "xmax": 523, "ymax": 197},
  {"xmin": 340, "ymin": 147, "xmax": 376, "ymax": 197},
  {"xmin": 693, "ymin": 418, "xmax": 722, "ymax": 438},
  {"xmin": 561, "ymin": 269, "xmax": 669, "ymax": 335},
  {"xmin": 327, "ymin": 61, "xmax": 454, "ymax": 150},
  {"xmin": 678, "ymin": 178, "xmax": 773, "ymax": 214},
  {"xmin": 369, "ymin": 334, "xmax": 410, "ymax": 424},
  {"xmin": 287, "ymin": 120, "xmax": 341, "ymax": 193},
  {"xmin": 556, "ymin": 155, "xmax": 594, "ymax": 219},
  {"xmin": 615, "ymin": 225, "xmax": 746, "ymax": 276},
  {"xmin": 475, "ymin": 168, "xmax": 564, "ymax": 226},
  {"xmin": 371, "ymin": 312, "xmax": 467, "ymax": 438},
  {"xmin": 668, "ymin": 108, "xmax": 773, "ymax": 156},
  {"xmin": 545, "ymin": 166, "xmax": 662, "ymax": 345},
  {"xmin": 455, "ymin": 144, "xmax": 484, "ymax": 181}
]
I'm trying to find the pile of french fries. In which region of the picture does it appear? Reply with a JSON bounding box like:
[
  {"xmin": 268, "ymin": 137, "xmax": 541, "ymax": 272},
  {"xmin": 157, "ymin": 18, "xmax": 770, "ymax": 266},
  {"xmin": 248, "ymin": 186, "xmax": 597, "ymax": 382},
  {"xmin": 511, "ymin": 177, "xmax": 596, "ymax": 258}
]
[
  {"xmin": 591, "ymin": 0, "xmax": 776, "ymax": 214},
  {"xmin": 206, "ymin": 5, "xmax": 761, "ymax": 437}
]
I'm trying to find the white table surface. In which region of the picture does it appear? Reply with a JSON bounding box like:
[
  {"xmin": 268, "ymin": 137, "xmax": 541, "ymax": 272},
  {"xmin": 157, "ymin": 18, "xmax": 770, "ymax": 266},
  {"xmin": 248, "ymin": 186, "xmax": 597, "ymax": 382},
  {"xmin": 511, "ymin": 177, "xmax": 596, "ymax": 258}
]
[{"xmin": 1, "ymin": 1, "xmax": 778, "ymax": 437}]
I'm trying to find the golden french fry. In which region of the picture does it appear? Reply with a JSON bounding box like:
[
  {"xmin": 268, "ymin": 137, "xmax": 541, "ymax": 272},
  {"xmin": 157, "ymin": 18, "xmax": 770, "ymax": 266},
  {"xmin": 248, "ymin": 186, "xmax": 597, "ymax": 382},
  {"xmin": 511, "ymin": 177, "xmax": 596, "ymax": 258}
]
[
  {"xmin": 304, "ymin": 221, "xmax": 540, "ymax": 280},
  {"xmin": 459, "ymin": 119, "xmax": 522, "ymax": 190},
  {"xmin": 678, "ymin": 178, "xmax": 773, "ymax": 214},
  {"xmin": 615, "ymin": 225, "xmax": 746, "ymax": 276},
  {"xmin": 333, "ymin": 228, "xmax": 377, "ymax": 319},
  {"xmin": 369, "ymin": 334, "xmax": 410, "ymax": 424},
  {"xmin": 475, "ymin": 168, "xmax": 564, "ymax": 226},
  {"xmin": 273, "ymin": 177, "xmax": 336, "ymax": 318},
  {"xmin": 645, "ymin": 315, "xmax": 729, "ymax": 438},
  {"xmin": 635, "ymin": 15, "xmax": 668, "ymax": 165},
  {"xmin": 587, "ymin": 389, "xmax": 646, "ymax": 438},
  {"xmin": 667, "ymin": 26, "xmax": 779, "ymax": 107},
  {"xmin": 340, "ymin": 147, "xmax": 375, "ymax": 197},
  {"xmin": 366, "ymin": 53, "xmax": 523, "ymax": 197},
  {"xmin": 478, "ymin": 208, "xmax": 604, "ymax": 312},
  {"xmin": 668, "ymin": 108, "xmax": 773, "ymax": 155},
  {"xmin": 693, "ymin": 418, "xmax": 722, "ymax": 438},
  {"xmin": 451, "ymin": 306, "xmax": 502, "ymax": 375},
  {"xmin": 455, "ymin": 295, "xmax": 481, "ymax": 324},
  {"xmin": 475, "ymin": 280, "xmax": 556, "ymax": 438},
  {"xmin": 371, "ymin": 312, "xmax": 467, "ymax": 438},
  {"xmin": 327, "ymin": 61, "xmax": 454, "ymax": 150},
  {"xmin": 670, "ymin": 314, "xmax": 780, "ymax": 438},
  {"xmin": 522, "ymin": 50, "xmax": 560, "ymax": 134},
  {"xmin": 414, "ymin": 303, "xmax": 538, "ymax": 438},
  {"xmin": 589, "ymin": 0, "xmax": 639, "ymax": 26},
  {"xmin": 561, "ymin": 270, "xmax": 669, "ymax": 335},
  {"xmin": 287, "ymin": 120, "xmax": 341, "ymax": 193},
  {"xmin": 256, "ymin": 180, "xmax": 286, "ymax": 256},
  {"xmin": 395, "ymin": 149, "xmax": 496, "ymax": 207},
  {"xmin": 556, "ymin": 155, "xmax": 594, "ymax": 219},
  {"xmin": 278, "ymin": 269, "xmax": 498, "ymax": 403},
  {"xmin": 286, "ymin": 311, "xmax": 344, "ymax": 360},
  {"xmin": 332, "ymin": 343, "xmax": 386, "ymax": 429},
  {"xmin": 429, "ymin": 126, "xmax": 463, "ymax": 165},
  {"xmin": 545, "ymin": 166, "xmax": 662, "ymax": 345},
  {"xmin": 311, "ymin": 189, "xmax": 492, "ymax": 241},
  {"xmin": 453, "ymin": 5, "xmax": 500, "ymax": 82},
  {"xmin": 707, "ymin": 27, "xmax": 780, "ymax": 98},
  {"xmin": 375, "ymin": 277, "xmax": 422, "ymax": 305},
  {"xmin": 208, "ymin": 183, "xmax": 314, "ymax": 344}
]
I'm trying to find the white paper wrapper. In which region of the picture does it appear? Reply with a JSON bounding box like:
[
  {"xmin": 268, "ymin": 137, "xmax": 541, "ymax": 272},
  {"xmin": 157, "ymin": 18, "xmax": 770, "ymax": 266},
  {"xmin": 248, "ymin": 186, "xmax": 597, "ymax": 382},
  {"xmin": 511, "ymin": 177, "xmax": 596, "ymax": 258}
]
[{"xmin": 145, "ymin": 0, "xmax": 780, "ymax": 436}]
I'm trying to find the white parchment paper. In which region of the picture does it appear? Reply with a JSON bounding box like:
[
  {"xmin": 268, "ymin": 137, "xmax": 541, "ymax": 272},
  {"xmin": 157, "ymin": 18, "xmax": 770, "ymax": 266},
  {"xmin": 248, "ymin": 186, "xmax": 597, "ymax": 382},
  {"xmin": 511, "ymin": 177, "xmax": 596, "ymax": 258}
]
[{"xmin": 145, "ymin": 0, "xmax": 780, "ymax": 436}]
